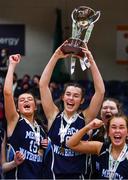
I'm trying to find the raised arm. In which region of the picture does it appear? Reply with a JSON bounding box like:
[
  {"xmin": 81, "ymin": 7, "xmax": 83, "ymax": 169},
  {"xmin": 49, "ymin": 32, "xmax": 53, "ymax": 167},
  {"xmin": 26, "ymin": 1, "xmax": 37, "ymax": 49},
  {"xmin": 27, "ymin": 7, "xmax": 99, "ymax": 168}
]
[
  {"xmin": 4, "ymin": 54, "xmax": 21, "ymax": 136},
  {"xmin": 82, "ymin": 45, "xmax": 105, "ymax": 123},
  {"xmin": 67, "ymin": 118, "xmax": 103, "ymax": 154},
  {"xmin": 39, "ymin": 42, "xmax": 70, "ymax": 130}
]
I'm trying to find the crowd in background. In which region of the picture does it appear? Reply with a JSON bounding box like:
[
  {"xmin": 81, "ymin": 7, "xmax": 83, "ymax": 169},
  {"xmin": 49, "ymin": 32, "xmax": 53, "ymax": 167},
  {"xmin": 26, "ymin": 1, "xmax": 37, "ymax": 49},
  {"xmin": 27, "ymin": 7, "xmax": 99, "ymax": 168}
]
[{"xmin": 1, "ymin": 73, "xmax": 128, "ymax": 129}]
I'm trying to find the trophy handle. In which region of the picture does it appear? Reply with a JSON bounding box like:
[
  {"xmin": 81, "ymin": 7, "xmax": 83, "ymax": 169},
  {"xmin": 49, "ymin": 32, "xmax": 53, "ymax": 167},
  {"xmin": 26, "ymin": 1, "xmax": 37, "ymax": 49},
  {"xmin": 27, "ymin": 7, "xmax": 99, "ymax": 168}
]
[
  {"xmin": 84, "ymin": 23, "xmax": 94, "ymax": 43},
  {"xmin": 88, "ymin": 11, "xmax": 101, "ymax": 24}
]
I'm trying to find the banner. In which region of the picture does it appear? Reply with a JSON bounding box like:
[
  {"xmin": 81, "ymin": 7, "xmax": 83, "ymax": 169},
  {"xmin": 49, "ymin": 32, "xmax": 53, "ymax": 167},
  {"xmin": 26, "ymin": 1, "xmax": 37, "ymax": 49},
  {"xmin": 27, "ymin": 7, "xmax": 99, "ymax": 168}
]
[
  {"xmin": 116, "ymin": 25, "xmax": 128, "ymax": 63},
  {"xmin": 0, "ymin": 24, "xmax": 25, "ymax": 55}
]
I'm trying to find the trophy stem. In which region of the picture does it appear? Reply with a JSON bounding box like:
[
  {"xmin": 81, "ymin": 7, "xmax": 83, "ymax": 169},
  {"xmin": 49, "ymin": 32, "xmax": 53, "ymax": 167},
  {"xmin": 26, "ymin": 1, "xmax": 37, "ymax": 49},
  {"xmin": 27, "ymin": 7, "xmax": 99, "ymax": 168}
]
[
  {"xmin": 84, "ymin": 23, "xmax": 94, "ymax": 43},
  {"xmin": 76, "ymin": 27, "xmax": 83, "ymax": 38},
  {"xmin": 72, "ymin": 22, "xmax": 81, "ymax": 39}
]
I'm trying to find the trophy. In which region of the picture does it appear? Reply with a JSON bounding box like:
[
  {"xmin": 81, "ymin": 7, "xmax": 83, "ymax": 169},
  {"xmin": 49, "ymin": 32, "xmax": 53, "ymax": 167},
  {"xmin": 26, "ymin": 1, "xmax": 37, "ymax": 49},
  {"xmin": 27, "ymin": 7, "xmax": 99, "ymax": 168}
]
[{"xmin": 61, "ymin": 6, "xmax": 101, "ymax": 74}]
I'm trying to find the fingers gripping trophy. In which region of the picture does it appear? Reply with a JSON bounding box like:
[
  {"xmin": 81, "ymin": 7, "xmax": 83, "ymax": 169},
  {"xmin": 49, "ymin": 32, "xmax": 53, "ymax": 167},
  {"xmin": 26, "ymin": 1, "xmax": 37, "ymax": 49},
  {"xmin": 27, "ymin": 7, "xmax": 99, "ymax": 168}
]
[{"xmin": 61, "ymin": 6, "xmax": 100, "ymax": 74}]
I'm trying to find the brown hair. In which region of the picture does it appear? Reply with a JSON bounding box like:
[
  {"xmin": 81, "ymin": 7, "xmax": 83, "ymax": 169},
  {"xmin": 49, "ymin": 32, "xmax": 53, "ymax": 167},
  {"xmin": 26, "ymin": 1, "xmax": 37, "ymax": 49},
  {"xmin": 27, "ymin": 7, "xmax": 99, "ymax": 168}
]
[
  {"xmin": 102, "ymin": 97, "xmax": 123, "ymax": 115},
  {"xmin": 63, "ymin": 82, "xmax": 85, "ymax": 100},
  {"xmin": 106, "ymin": 114, "xmax": 128, "ymax": 133}
]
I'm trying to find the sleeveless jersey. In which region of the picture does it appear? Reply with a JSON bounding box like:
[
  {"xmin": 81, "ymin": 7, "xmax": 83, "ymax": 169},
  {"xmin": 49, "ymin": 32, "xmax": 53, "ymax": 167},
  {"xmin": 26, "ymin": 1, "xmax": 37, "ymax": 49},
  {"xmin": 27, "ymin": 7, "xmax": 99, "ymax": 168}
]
[
  {"xmin": 4, "ymin": 117, "xmax": 46, "ymax": 179},
  {"xmin": 47, "ymin": 112, "xmax": 89, "ymax": 178},
  {"xmin": 95, "ymin": 143, "xmax": 128, "ymax": 179},
  {"xmin": 85, "ymin": 126, "xmax": 110, "ymax": 179}
]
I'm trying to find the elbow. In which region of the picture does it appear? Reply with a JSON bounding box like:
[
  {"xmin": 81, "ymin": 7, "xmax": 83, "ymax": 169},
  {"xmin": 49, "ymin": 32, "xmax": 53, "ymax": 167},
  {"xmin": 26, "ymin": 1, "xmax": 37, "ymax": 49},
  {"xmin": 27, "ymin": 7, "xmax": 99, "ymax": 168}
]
[
  {"xmin": 100, "ymin": 83, "xmax": 105, "ymax": 95},
  {"xmin": 96, "ymin": 87, "xmax": 105, "ymax": 99},
  {"xmin": 101, "ymin": 88, "xmax": 105, "ymax": 99},
  {"xmin": 98, "ymin": 85, "xmax": 105, "ymax": 96},
  {"xmin": 95, "ymin": 82, "xmax": 105, "ymax": 96},
  {"xmin": 39, "ymin": 80, "xmax": 47, "ymax": 90},
  {"xmin": 39, "ymin": 83, "xmax": 46, "ymax": 94},
  {"xmin": 3, "ymin": 87, "xmax": 12, "ymax": 97},
  {"xmin": 102, "ymin": 86, "xmax": 105, "ymax": 95},
  {"xmin": 99, "ymin": 90, "xmax": 105, "ymax": 99},
  {"xmin": 67, "ymin": 143, "xmax": 78, "ymax": 152},
  {"xmin": 39, "ymin": 80, "xmax": 43, "ymax": 89},
  {"xmin": 2, "ymin": 164, "xmax": 6, "ymax": 173}
]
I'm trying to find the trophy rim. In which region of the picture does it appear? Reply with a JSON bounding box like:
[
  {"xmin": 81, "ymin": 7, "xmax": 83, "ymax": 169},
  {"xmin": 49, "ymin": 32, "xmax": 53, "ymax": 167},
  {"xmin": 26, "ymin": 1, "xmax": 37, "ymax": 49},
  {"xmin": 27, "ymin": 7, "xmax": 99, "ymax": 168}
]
[{"xmin": 71, "ymin": 6, "xmax": 100, "ymax": 27}]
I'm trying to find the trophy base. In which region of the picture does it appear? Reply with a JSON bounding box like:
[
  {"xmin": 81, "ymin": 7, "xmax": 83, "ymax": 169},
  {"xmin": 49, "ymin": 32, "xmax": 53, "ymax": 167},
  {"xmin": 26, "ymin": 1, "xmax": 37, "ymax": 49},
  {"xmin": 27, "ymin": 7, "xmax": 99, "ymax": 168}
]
[{"xmin": 61, "ymin": 38, "xmax": 85, "ymax": 58}]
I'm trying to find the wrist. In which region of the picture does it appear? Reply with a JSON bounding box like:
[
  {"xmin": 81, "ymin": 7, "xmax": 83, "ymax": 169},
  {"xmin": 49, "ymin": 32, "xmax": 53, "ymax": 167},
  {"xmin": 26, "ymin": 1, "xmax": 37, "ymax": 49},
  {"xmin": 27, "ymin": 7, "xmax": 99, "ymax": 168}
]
[
  {"xmin": 12, "ymin": 160, "xmax": 18, "ymax": 168},
  {"xmin": 8, "ymin": 64, "xmax": 16, "ymax": 72},
  {"xmin": 85, "ymin": 124, "xmax": 91, "ymax": 132},
  {"xmin": 89, "ymin": 58, "xmax": 95, "ymax": 65},
  {"xmin": 51, "ymin": 54, "xmax": 59, "ymax": 62}
]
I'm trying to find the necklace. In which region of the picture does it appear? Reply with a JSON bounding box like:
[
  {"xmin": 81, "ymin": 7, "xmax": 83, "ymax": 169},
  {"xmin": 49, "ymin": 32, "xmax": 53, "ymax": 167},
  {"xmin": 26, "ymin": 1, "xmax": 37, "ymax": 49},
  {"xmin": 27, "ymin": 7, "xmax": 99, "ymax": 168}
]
[
  {"xmin": 22, "ymin": 117, "xmax": 41, "ymax": 146},
  {"xmin": 59, "ymin": 111, "xmax": 78, "ymax": 143},
  {"xmin": 58, "ymin": 111, "xmax": 79, "ymax": 153},
  {"xmin": 109, "ymin": 143, "xmax": 127, "ymax": 180}
]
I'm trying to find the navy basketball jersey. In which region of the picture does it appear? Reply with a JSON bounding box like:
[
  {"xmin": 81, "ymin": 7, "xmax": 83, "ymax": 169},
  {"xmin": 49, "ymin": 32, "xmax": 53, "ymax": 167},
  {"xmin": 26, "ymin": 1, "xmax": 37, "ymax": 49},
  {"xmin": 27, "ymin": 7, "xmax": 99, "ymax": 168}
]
[
  {"xmin": 47, "ymin": 112, "xmax": 89, "ymax": 178},
  {"xmin": 85, "ymin": 126, "xmax": 110, "ymax": 179},
  {"xmin": 95, "ymin": 143, "xmax": 128, "ymax": 179},
  {"xmin": 4, "ymin": 117, "xmax": 46, "ymax": 179},
  {"xmin": 42, "ymin": 137, "xmax": 55, "ymax": 179}
]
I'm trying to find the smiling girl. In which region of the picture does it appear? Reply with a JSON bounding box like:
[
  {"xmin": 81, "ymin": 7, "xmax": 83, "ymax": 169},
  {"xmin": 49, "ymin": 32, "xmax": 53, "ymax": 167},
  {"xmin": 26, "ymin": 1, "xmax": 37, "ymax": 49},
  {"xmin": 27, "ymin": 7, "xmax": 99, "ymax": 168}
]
[
  {"xmin": 2, "ymin": 54, "xmax": 46, "ymax": 179},
  {"xmin": 39, "ymin": 41, "xmax": 105, "ymax": 179},
  {"xmin": 67, "ymin": 114, "xmax": 128, "ymax": 179}
]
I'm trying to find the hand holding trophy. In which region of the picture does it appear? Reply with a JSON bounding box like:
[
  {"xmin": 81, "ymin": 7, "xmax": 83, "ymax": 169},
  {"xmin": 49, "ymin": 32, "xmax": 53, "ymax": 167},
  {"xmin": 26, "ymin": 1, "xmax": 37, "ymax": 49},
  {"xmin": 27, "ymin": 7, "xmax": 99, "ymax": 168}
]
[{"xmin": 61, "ymin": 6, "xmax": 100, "ymax": 74}]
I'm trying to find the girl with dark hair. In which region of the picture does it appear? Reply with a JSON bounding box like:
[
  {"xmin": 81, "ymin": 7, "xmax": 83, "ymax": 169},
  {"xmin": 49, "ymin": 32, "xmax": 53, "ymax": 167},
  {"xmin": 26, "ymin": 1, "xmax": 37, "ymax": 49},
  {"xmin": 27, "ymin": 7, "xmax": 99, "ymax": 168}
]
[
  {"xmin": 39, "ymin": 41, "xmax": 105, "ymax": 179},
  {"xmin": 2, "ymin": 54, "xmax": 47, "ymax": 179}
]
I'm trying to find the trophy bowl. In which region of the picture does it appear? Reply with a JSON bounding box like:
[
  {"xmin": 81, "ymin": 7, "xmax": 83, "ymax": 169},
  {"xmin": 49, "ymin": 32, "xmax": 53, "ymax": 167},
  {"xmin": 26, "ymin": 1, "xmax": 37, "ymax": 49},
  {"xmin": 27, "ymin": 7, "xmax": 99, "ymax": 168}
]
[{"xmin": 61, "ymin": 6, "xmax": 100, "ymax": 58}]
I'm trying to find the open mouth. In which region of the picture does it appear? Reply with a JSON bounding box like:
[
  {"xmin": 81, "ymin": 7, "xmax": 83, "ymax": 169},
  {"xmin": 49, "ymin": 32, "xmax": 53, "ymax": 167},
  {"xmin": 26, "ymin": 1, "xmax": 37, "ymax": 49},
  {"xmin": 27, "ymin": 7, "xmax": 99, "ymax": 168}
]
[
  {"xmin": 114, "ymin": 136, "xmax": 121, "ymax": 140},
  {"xmin": 113, "ymin": 136, "xmax": 122, "ymax": 143},
  {"xmin": 24, "ymin": 104, "xmax": 30, "ymax": 109},
  {"xmin": 105, "ymin": 114, "xmax": 112, "ymax": 119},
  {"xmin": 67, "ymin": 102, "xmax": 74, "ymax": 109}
]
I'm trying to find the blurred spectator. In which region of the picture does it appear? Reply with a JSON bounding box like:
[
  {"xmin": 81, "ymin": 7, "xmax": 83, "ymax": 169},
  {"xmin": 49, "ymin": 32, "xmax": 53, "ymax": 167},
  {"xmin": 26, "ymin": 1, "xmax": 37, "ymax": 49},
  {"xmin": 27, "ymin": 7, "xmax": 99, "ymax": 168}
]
[
  {"xmin": 22, "ymin": 74, "xmax": 31, "ymax": 84},
  {"xmin": 21, "ymin": 82, "xmax": 31, "ymax": 93},
  {"xmin": 13, "ymin": 79, "xmax": 23, "ymax": 99},
  {"xmin": 54, "ymin": 92, "xmax": 64, "ymax": 112},
  {"xmin": 0, "ymin": 83, "xmax": 5, "ymax": 129},
  {"xmin": 19, "ymin": 74, "xmax": 31, "ymax": 94},
  {"xmin": 30, "ymin": 74, "xmax": 47, "ymax": 129},
  {"xmin": 49, "ymin": 81, "xmax": 62, "ymax": 100},
  {"xmin": 31, "ymin": 74, "xmax": 40, "ymax": 99},
  {"xmin": 12, "ymin": 73, "xmax": 18, "ymax": 95},
  {"xmin": 0, "ymin": 48, "xmax": 9, "ymax": 83}
]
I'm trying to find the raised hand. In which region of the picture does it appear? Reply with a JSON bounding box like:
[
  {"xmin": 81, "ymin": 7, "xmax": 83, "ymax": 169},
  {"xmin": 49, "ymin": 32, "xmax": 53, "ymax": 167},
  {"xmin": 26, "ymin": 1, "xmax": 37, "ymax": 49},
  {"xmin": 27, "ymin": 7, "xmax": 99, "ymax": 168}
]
[
  {"xmin": 88, "ymin": 118, "xmax": 104, "ymax": 130},
  {"xmin": 14, "ymin": 151, "xmax": 25, "ymax": 166},
  {"xmin": 9, "ymin": 54, "xmax": 21, "ymax": 64},
  {"xmin": 54, "ymin": 40, "xmax": 71, "ymax": 59},
  {"xmin": 81, "ymin": 44, "xmax": 94, "ymax": 64}
]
